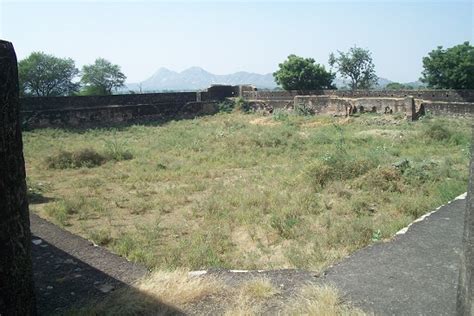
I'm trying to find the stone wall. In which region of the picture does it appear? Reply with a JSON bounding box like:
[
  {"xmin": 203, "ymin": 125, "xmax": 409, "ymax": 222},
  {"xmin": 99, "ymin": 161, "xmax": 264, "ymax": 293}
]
[
  {"xmin": 20, "ymin": 85, "xmax": 246, "ymax": 128},
  {"xmin": 295, "ymin": 96, "xmax": 413, "ymax": 116},
  {"xmin": 244, "ymin": 89, "xmax": 474, "ymax": 118},
  {"xmin": 21, "ymin": 101, "xmax": 219, "ymax": 129},
  {"xmin": 243, "ymin": 89, "xmax": 474, "ymax": 103},
  {"xmin": 420, "ymin": 101, "xmax": 474, "ymax": 117},
  {"xmin": 21, "ymin": 92, "xmax": 197, "ymax": 111}
]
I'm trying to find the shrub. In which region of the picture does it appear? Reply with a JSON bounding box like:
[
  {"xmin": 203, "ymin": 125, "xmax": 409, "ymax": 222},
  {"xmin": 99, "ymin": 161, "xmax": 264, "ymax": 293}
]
[
  {"xmin": 234, "ymin": 97, "xmax": 251, "ymax": 112},
  {"xmin": 217, "ymin": 100, "xmax": 234, "ymax": 113},
  {"xmin": 294, "ymin": 102, "xmax": 313, "ymax": 116},
  {"xmin": 356, "ymin": 166, "xmax": 404, "ymax": 192},
  {"xmin": 425, "ymin": 122, "xmax": 452, "ymax": 142},
  {"xmin": 104, "ymin": 138, "xmax": 133, "ymax": 161},
  {"xmin": 309, "ymin": 152, "xmax": 375, "ymax": 189},
  {"xmin": 272, "ymin": 109, "xmax": 289, "ymax": 122},
  {"xmin": 46, "ymin": 148, "xmax": 106, "ymax": 169}
]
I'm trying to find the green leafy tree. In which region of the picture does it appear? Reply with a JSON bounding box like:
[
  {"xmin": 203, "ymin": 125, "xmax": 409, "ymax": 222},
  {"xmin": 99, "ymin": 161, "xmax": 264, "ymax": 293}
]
[
  {"xmin": 81, "ymin": 58, "xmax": 126, "ymax": 95},
  {"xmin": 329, "ymin": 46, "xmax": 378, "ymax": 90},
  {"xmin": 273, "ymin": 54, "xmax": 335, "ymax": 90},
  {"xmin": 18, "ymin": 52, "xmax": 79, "ymax": 96},
  {"xmin": 385, "ymin": 82, "xmax": 413, "ymax": 90},
  {"xmin": 420, "ymin": 42, "xmax": 474, "ymax": 89}
]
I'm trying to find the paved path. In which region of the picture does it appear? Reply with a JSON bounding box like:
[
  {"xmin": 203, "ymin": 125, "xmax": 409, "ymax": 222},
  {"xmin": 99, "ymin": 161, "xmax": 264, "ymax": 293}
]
[
  {"xmin": 322, "ymin": 194, "xmax": 467, "ymax": 315},
  {"xmin": 30, "ymin": 214, "xmax": 150, "ymax": 315}
]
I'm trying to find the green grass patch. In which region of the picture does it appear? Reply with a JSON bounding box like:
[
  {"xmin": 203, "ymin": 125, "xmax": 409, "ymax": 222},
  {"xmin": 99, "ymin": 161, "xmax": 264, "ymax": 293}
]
[{"xmin": 24, "ymin": 112, "xmax": 471, "ymax": 271}]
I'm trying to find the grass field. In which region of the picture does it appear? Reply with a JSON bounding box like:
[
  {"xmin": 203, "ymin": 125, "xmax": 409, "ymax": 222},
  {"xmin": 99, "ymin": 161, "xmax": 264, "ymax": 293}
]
[{"xmin": 24, "ymin": 110, "xmax": 472, "ymax": 272}]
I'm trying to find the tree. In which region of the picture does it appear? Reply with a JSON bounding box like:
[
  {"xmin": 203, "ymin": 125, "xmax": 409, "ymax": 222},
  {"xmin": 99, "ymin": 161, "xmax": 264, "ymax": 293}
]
[
  {"xmin": 273, "ymin": 54, "xmax": 335, "ymax": 91},
  {"xmin": 18, "ymin": 52, "xmax": 79, "ymax": 96},
  {"xmin": 0, "ymin": 40, "xmax": 37, "ymax": 315},
  {"xmin": 385, "ymin": 82, "xmax": 413, "ymax": 90},
  {"xmin": 329, "ymin": 46, "xmax": 378, "ymax": 90},
  {"xmin": 81, "ymin": 58, "xmax": 126, "ymax": 95},
  {"xmin": 421, "ymin": 42, "xmax": 474, "ymax": 89}
]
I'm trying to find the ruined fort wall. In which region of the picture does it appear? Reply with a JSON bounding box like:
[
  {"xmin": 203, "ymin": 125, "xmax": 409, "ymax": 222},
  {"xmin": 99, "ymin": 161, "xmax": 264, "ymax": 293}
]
[
  {"xmin": 246, "ymin": 90, "xmax": 474, "ymax": 117},
  {"xmin": 295, "ymin": 96, "xmax": 412, "ymax": 116},
  {"xmin": 21, "ymin": 92, "xmax": 198, "ymax": 111},
  {"xmin": 19, "ymin": 85, "xmax": 238, "ymax": 128},
  {"xmin": 21, "ymin": 101, "xmax": 219, "ymax": 128},
  {"xmin": 243, "ymin": 89, "xmax": 474, "ymax": 103}
]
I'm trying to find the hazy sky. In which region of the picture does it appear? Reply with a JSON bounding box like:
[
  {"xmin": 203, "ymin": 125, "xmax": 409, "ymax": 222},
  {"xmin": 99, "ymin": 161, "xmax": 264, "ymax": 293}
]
[{"xmin": 1, "ymin": 0, "xmax": 472, "ymax": 83}]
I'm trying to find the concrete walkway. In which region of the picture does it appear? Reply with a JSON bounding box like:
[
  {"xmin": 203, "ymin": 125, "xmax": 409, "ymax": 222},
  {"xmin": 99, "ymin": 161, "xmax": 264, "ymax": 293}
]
[
  {"xmin": 322, "ymin": 194, "xmax": 467, "ymax": 315},
  {"xmin": 30, "ymin": 214, "xmax": 149, "ymax": 314}
]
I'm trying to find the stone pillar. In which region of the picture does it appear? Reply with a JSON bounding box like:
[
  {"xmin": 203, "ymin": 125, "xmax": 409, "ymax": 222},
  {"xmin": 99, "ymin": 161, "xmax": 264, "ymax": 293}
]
[
  {"xmin": 404, "ymin": 96, "xmax": 415, "ymax": 120},
  {"xmin": 457, "ymin": 133, "xmax": 474, "ymax": 315},
  {"xmin": 0, "ymin": 40, "xmax": 37, "ymax": 315}
]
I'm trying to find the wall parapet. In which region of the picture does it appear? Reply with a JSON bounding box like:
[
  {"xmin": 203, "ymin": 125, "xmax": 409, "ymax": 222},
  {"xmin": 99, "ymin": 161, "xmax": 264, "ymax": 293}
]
[
  {"xmin": 21, "ymin": 92, "xmax": 198, "ymax": 111},
  {"xmin": 243, "ymin": 89, "xmax": 474, "ymax": 103}
]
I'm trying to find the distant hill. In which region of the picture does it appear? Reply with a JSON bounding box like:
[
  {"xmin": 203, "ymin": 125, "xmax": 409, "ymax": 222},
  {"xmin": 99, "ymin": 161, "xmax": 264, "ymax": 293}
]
[
  {"xmin": 125, "ymin": 67, "xmax": 277, "ymax": 92},
  {"xmin": 122, "ymin": 67, "xmax": 419, "ymax": 92},
  {"xmin": 334, "ymin": 77, "xmax": 392, "ymax": 89}
]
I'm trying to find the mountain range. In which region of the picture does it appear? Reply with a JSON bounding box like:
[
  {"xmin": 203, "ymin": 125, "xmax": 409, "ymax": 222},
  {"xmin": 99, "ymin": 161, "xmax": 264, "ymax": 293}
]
[{"xmin": 123, "ymin": 67, "xmax": 420, "ymax": 92}]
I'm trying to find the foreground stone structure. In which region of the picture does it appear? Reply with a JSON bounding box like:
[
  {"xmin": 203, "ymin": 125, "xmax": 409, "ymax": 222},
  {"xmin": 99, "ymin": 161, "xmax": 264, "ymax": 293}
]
[
  {"xmin": 457, "ymin": 135, "xmax": 474, "ymax": 315},
  {"xmin": 0, "ymin": 40, "xmax": 36, "ymax": 314}
]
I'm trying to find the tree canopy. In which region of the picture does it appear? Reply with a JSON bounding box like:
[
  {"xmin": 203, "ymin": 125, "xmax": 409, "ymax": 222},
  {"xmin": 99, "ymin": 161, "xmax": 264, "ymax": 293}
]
[
  {"xmin": 329, "ymin": 46, "xmax": 377, "ymax": 90},
  {"xmin": 420, "ymin": 42, "xmax": 474, "ymax": 89},
  {"xmin": 273, "ymin": 54, "xmax": 335, "ymax": 91},
  {"xmin": 18, "ymin": 52, "xmax": 79, "ymax": 97},
  {"xmin": 385, "ymin": 82, "xmax": 414, "ymax": 90},
  {"xmin": 81, "ymin": 58, "xmax": 126, "ymax": 95}
]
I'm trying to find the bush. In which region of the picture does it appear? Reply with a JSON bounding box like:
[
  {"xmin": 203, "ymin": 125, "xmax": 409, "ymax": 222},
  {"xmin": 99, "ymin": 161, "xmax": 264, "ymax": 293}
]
[
  {"xmin": 272, "ymin": 109, "xmax": 289, "ymax": 122},
  {"xmin": 294, "ymin": 102, "xmax": 313, "ymax": 116},
  {"xmin": 309, "ymin": 152, "xmax": 375, "ymax": 189},
  {"xmin": 217, "ymin": 100, "xmax": 234, "ymax": 113},
  {"xmin": 104, "ymin": 138, "xmax": 133, "ymax": 161},
  {"xmin": 356, "ymin": 166, "xmax": 404, "ymax": 192},
  {"xmin": 46, "ymin": 148, "xmax": 106, "ymax": 169},
  {"xmin": 426, "ymin": 122, "xmax": 451, "ymax": 141},
  {"xmin": 234, "ymin": 97, "xmax": 251, "ymax": 112}
]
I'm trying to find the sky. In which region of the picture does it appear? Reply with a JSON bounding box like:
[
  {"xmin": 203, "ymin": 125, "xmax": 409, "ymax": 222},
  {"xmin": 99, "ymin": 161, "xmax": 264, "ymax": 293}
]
[{"xmin": 0, "ymin": 0, "xmax": 472, "ymax": 83}]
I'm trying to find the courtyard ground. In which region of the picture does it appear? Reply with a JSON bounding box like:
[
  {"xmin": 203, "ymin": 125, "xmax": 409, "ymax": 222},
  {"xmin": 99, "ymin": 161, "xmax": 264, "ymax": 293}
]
[{"xmin": 24, "ymin": 111, "xmax": 471, "ymax": 274}]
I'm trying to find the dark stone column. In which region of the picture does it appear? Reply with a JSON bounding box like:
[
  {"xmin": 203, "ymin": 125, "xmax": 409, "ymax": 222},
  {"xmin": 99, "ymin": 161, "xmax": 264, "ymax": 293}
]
[
  {"xmin": 0, "ymin": 40, "xmax": 37, "ymax": 315},
  {"xmin": 457, "ymin": 132, "xmax": 474, "ymax": 315}
]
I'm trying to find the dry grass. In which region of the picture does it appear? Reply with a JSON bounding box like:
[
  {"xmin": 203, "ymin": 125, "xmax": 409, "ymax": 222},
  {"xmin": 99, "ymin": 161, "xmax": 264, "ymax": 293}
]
[
  {"xmin": 73, "ymin": 272, "xmax": 360, "ymax": 315},
  {"xmin": 224, "ymin": 277, "xmax": 280, "ymax": 315},
  {"xmin": 85, "ymin": 270, "xmax": 225, "ymax": 315},
  {"xmin": 24, "ymin": 113, "xmax": 471, "ymax": 271},
  {"xmin": 238, "ymin": 277, "xmax": 280, "ymax": 300},
  {"xmin": 284, "ymin": 284, "xmax": 365, "ymax": 316}
]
